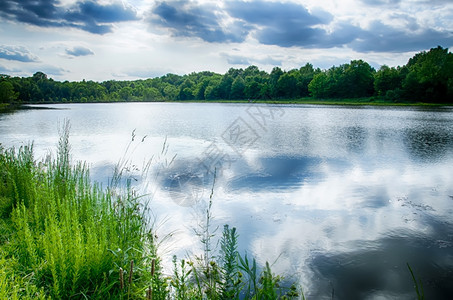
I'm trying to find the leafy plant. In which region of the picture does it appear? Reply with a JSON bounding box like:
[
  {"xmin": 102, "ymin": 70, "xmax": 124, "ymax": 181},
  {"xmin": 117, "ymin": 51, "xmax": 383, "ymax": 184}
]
[{"xmin": 220, "ymin": 225, "xmax": 241, "ymax": 299}]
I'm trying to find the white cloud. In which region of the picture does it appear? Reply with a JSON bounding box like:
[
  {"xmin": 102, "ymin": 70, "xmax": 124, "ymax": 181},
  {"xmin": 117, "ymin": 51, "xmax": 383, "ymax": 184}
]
[
  {"xmin": 0, "ymin": 45, "xmax": 39, "ymax": 62},
  {"xmin": 65, "ymin": 46, "xmax": 94, "ymax": 57},
  {"xmin": 0, "ymin": 0, "xmax": 451, "ymax": 81}
]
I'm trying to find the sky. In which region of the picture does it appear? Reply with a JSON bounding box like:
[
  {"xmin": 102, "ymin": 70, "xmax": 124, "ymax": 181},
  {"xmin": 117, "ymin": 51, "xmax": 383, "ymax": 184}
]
[{"xmin": 0, "ymin": 0, "xmax": 452, "ymax": 82}]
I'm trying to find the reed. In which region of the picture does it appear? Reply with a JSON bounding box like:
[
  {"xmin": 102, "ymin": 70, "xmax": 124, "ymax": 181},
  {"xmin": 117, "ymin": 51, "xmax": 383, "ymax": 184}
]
[{"xmin": 407, "ymin": 263, "xmax": 424, "ymax": 300}]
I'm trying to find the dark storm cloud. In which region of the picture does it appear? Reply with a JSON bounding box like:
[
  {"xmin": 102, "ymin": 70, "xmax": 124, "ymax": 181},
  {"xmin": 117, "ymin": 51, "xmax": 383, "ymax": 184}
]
[
  {"xmin": 351, "ymin": 21, "xmax": 453, "ymax": 52},
  {"xmin": 255, "ymin": 22, "xmax": 365, "ymax": 48},
  {"xmin": 0, "ymin": 0, "xmax": 60, "ymax": 28},
  {"xmin": 66, "ymin": 1, "xmax": 137, "ymax": 23},
  {"xmin": 225, "ymin": 0, "xmax": 361, "ymax": 48},
  {"xmin": 226, "ymin": 0, "xmax": 327, "ymax": 27},
  {"xmin": 149, "ymin": 0, "xmax": 339, "ymax": 46},
  {"xmin": 64, "ymin": 0, "xmax": 138, "ymax": 34},
  {"xmin": 150, "ymin": 1, "xmax": 250, "ymax": 43},
  {"xmin": 0, "ymin": 45, "xmax": 39, "ymax": 62},
  {"xmin": 66, "ymin": 46, "xmax": 94, "ymax": 57},
  {"xmin": 226, "ymin": 0, "xmax": 362, "ymax": 48},
  {"xmin": 0, "ymin": 0, "xmax": 138, "ymax": 34},
  {"xmin": 225, "ymin": 0, "xmax": 452, "ymax": 52},
  {"xmin": 147, "ymin": 0, "xmax": 452, "ymax": 52},
  {"xmin": 256, "ymin": 26, "xmax": 324, "ymax": 47}
]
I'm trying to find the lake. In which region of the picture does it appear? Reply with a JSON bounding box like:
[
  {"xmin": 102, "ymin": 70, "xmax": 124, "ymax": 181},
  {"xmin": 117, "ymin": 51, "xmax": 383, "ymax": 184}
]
[{"xmin": 1, "ymin": 102, "xmax": 453, "ymax": 299}]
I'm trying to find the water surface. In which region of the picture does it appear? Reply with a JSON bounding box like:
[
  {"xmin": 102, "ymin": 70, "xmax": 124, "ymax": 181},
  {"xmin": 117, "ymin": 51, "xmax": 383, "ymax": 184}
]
[{"xmin": 1, "ymin": 103, "xmax": 453, "ymax": 299}]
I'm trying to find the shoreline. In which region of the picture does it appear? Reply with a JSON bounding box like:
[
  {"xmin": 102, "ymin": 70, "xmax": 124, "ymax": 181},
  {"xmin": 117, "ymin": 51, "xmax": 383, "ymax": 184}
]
[
  {"xmin": 177, "ymin": 98, "xmax": 451, "ymax": 106},
  {"xmin": 2, "ymin": 98, "xmax": 452, "ymax": 112}
]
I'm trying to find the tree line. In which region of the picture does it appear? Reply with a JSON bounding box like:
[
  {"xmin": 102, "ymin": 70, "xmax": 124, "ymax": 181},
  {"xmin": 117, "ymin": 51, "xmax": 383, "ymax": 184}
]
[{"xmin": 1, "ymin": 46, "xmax": 452, "ymax": 104}]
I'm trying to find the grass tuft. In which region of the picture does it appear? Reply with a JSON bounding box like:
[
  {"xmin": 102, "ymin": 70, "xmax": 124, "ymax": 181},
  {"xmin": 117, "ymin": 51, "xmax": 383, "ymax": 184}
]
[{"xmin": 0, "ymin": 121, "xmax": 167, "ymax": 299}]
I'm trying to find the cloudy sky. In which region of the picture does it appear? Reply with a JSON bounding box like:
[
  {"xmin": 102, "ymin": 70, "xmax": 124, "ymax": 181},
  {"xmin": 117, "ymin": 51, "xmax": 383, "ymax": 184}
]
[{"xmin": 0, "ymin": 0, "xmax": 452, "ymax": 81}]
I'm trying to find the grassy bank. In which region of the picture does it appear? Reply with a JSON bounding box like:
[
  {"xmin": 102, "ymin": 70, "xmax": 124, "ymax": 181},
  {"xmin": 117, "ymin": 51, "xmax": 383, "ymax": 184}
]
[
  {"xmin": 0, "ymin": 103, "xmax": 11, "ymax": 113},
  {"xmin": 4, "ymin": 97, "xmax": 452, "ymax": 110},
  {"xmin": 0, "ymin": 123, "xmax": 299, "ymax": 299},
  {"xmin": 177, "ymin": 97, "xmax": 452, "ymax": 106}
]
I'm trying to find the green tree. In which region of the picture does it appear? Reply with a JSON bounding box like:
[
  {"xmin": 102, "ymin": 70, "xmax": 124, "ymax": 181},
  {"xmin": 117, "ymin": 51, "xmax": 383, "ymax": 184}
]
[
  {"xmin": 402, "ymin": 46, "xmax": 453, "ymax": 102},
  {"xmin": 374, "ymin": 65, "xmax": 403, "ymax": 99},
  {"xmin": 243, "ymin": 65, "xmax": 260, "ymax": 77},
  {"xmin": 308, "ymin": 72, "xmax": 330, "ymax": 98},
  {"xmin": 218, "ymin": 75, "xmax": 233, "ymax": 99},
  {"xmin": 194, "ymin": 78, "xmax": 209, "ymax": 100},
  {"xmin": 259, "ymin": 82, "xmax": 271, "ymax": 99},
  {"xmin": 308, "ymin": 61, "xmax": 373, "ymax": 99},
  {"xmin": 226, "ymin": 67, "xmax": 243, "ymax": 79},
  {"xmin": 178, "ymin": 79, "xmax": 195, "ymax": 100},
  {"xmin": 269, "ymin": 67, "xmax": 283, "ymax": 98},
  {"xmin": 163, "ymin": 84, "xmax": 179, "ymax": 100},
  {"xmin": 309, "ymin": 65, "xmax": 346, "ymax": 99},
  {"xmin": 0, "ymin": 81, "xmax": 18, "ymax": 103},
  {"xmin": 28, "ymin": 72, "xmax": 49, "ymax": 102},
  {"xmin": 276, "ymin": 70, "xmax": 300, "ymax": 98},
  {"xmin": 244, "ymin": 76, "xmax": 262, "ymax": 99},
  {"xmin": 143, "ymin": 87, "xmax": 162, "ymax": 101},
  {"xmin": 343, "ymin": 60, "xmax": 375, "ymax": 98},
  {"xmin": 1, "ymin": 48, "xmax": 451, "ymax": 104},
  {"xmin": 161, "ymin": 73, "xmax": 183, "ymax": 86},
  {"xmin": 230, "ymin": 76, "xmax": 245, "ymax": 100},
  {"xmin": 32, "ymin": 71, "xmax": 47, "ymax": 81},
  {"xmin": 299, "ymin": 63, "xmax": 318, "ymax": 97},
  {"xmin": 58, "ymin": 81, "xmax": 72, "ymax": 101},
  {"xmin": 118, "ymin": 86, "xmax": 133, "ymax": 101},
  {"xmin": 203, "ymin": 76, "xmax": 222, "ymax": 100}
]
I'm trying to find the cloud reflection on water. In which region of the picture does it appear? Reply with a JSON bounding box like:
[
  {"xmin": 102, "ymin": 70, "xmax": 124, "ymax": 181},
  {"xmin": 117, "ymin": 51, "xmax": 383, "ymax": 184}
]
[{"xmin": 1, "ymin": 103, "xmax": 453, "ymax": 299}]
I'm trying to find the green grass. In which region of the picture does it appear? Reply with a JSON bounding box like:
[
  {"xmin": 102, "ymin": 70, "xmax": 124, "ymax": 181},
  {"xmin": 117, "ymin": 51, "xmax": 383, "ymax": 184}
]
[
  {"xmin": 9, "ymin": 97, "xmax": 453, "ymax": 109},
  {"xmin": 0, "ymin": 122, "xmax": 162, "ymax": 299},
  {"xmin": 176, "ymin": 97, "xmax": 452, "ymax": 106},
  {"xmin": 0, "ymin": 103, "xmax": 11, "ymax": 113},
  {"xmin": 0, "ymin": 122, "xmax": 300, "ymax": 299}
]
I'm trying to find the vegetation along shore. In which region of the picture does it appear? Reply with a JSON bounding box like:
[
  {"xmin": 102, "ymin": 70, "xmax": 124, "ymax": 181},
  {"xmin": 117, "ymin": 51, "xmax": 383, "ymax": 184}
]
[
  {"xmin": 0, "ymin": 124, "xmax": 302, "ymax": 299},
  {"xmin": 1, "ymin": 46, "xmax": 452, "ymax": 107}
]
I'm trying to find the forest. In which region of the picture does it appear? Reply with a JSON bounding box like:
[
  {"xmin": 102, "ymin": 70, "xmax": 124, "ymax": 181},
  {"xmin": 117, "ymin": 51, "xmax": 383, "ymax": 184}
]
[{"xmin": 1, "ymin": 46, "xmax": 452, "ymax": 104}]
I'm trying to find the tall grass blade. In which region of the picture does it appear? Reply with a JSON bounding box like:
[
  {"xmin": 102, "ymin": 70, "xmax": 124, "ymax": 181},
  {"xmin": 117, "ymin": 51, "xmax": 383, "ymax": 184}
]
[{"xmin": 407, "ymin": 263, "xmax": 424, "ymax": 300}]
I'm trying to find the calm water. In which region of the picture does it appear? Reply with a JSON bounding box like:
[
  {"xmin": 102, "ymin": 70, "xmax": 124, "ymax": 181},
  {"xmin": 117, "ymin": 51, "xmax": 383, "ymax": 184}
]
[{"xmin": 1, "ymin": 103, "xmax": 453, "ymax": 299}]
